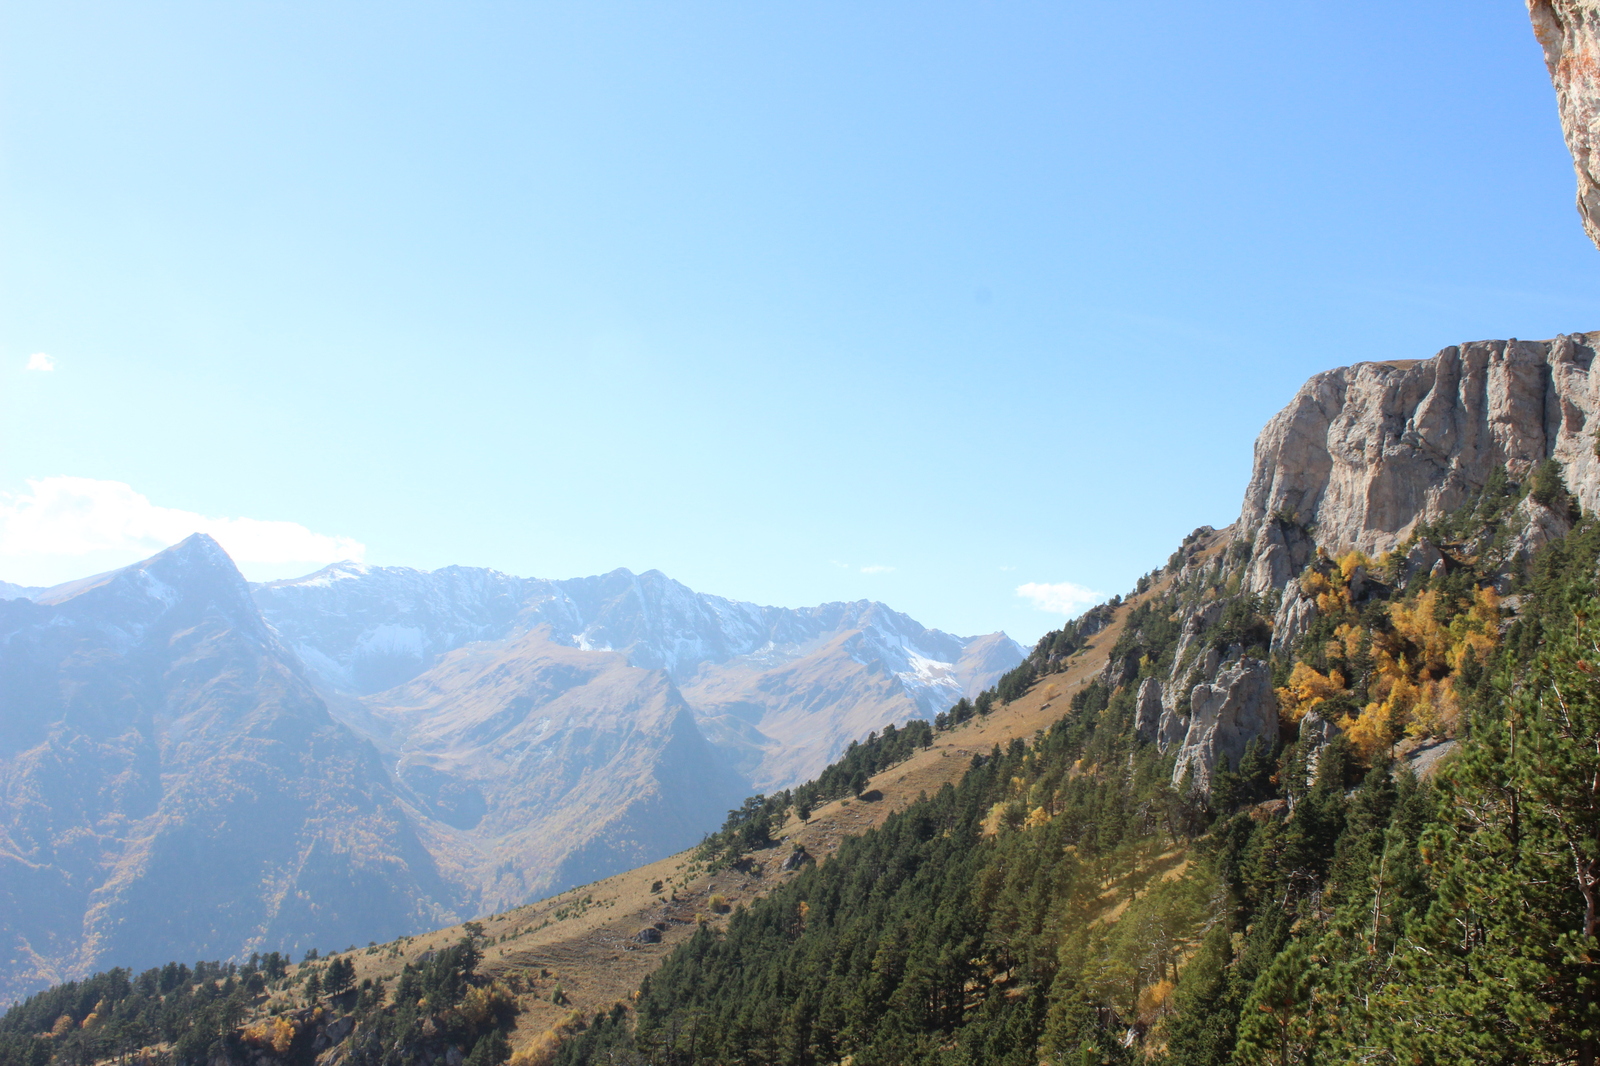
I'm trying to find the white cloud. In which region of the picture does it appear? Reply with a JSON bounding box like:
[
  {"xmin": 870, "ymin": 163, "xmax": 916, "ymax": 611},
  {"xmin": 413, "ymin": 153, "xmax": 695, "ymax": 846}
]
[
  {"xmin": 1016, "ymin": 580, "xmax": 1106, "ymax": 615},
  {"xmin": 25, "ymin": 353, "xmax": 55, "ymax": 372},
  {"xmin": 0, "ymin": 477, "xmax": 365, "ymax": 569},
  {"xmin": 859, "ymin": 564, "xmax": 895, "ymax": 574}
]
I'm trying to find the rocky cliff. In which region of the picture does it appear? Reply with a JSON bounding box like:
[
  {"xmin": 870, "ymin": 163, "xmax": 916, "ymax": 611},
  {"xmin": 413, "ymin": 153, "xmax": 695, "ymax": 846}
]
[
  {"xmin": 1531, "ymin": 0, "xmax": 1600, "ymax": 250},
  {"xmin": 1237, "ymin": 334, "xmax": 1600, "ymax": 590}
]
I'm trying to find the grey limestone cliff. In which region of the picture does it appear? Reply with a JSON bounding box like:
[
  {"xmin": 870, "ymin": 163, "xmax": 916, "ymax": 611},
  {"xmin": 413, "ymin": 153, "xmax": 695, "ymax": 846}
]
[
  {"xmin": 1169, "ymin": 658, "xmax": 1279, "ymax": 794},
  {"xmin": 1239, "ymin": 335, "xmax": 1600, "ymax": 591}
]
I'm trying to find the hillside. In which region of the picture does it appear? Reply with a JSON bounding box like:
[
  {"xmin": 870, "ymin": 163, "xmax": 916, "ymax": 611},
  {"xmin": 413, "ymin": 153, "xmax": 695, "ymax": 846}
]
[
  {"xmin": 0, "ymin": 557, "xmax": 1148, "ymax": 1063},
  {"xmin": 11, "ymin": 332, "xmax": 1598, "ymax": 1065},
  {"xmin": 16, "ymin": 417, "xmax": 1599, "ymax": 1064}
]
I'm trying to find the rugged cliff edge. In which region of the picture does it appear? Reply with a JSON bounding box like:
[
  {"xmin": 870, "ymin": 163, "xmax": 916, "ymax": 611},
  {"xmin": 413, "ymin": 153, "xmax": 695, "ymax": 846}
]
[
  {"xmin": 1532, "ymin": 0, "xmax": 1600, "ymax": 249},
  {"xmin": 1237, "ymin": 334, "xmax": 1600, "ymax": 590}
]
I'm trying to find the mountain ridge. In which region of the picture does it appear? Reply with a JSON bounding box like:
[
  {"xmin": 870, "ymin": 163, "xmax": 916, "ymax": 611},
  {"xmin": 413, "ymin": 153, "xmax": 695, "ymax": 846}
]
[
  {"xmin": 253, "ymin": 560, "xmax": 1023, "ymax": 789},
  {"xmin": 0, "ymin": 541, "xmax": 1023, "ymax": 1002}
]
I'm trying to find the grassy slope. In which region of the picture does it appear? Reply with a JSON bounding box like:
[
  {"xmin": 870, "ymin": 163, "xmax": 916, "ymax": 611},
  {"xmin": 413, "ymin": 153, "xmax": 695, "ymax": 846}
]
[{"xmin": 315, "ymin": 553, "xmax": 1164, "ymax": 1053}]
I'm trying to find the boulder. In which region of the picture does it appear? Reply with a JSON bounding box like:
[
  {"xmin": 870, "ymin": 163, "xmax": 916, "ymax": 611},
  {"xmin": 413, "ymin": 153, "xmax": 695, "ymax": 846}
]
[
  {"xmin": 634, "ymin": 926, "xmax": 662, "ymax": 944},
  {"xmin": 1171, "ymin": 658, "xmax": 1279, "ymax": 795},
  {"xmin": 1400, "ymin": 539, "xmax": 1444, "ymax": 588}
]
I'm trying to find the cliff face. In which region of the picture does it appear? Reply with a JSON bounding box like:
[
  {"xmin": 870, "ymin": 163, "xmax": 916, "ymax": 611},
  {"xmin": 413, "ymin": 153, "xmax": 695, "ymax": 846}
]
[
  {"xmin": 1238, "ymin": 334, "xmax": 1600, "ymax": 590},
  {"xmin": 1531, "ymin": 0, "xmax": 1600, "ymax": 250}
]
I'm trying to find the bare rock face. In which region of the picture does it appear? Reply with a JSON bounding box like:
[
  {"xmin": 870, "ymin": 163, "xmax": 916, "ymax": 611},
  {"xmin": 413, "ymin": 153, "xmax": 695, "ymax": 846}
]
[
  {"xmin": 1240, "ymin": 335, "xmax": 1600, "ymax": 590},
  {"xmin": 1246, "ymin": 516, "xmax": 1315, "ymax": 594},
  {"xmin": 1298, "ymin": 709, "xmax": 1342, "ymax": 790},
  {"xmin": 1135, "ymin": 678, "xmax": 1164, "ymax": 743},
  {"xmin": 1271, "ymin": 578, "xmax": 1318, "ymax": 657},
  {"xmin": 1156, "ymin": 701, "xmax": 1189, "ymax": 754},
  {"xmin": 1508, "ymin": 493, "xmax": 1577, "ymax": 559},
  {"xmin": 1171, "ymin": 658, "xmax": 1279, "ymax": 794},
  {"xmin": 1530, "ymin": 1, "xmax": 1600, "ymax": 251}
]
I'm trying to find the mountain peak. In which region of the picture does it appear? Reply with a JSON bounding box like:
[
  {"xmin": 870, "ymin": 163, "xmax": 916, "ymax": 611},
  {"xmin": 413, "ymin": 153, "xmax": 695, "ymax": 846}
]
[
  {"xmin": 25, "ymin": 534, "xmax": 266, "ymax": 648},
  {"xmin": 257, "ymin": 558, "xmax": 372, "ymax": 589}
]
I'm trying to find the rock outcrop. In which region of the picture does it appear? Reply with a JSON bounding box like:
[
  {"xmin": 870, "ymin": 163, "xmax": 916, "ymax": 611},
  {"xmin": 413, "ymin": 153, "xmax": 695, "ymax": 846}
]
[
  {"xmin": 1530, "ymin": 1, "xmax": 1600, "ymax": 251},
  {"xmin": 1170, "ymin": 658, "xmax": 1279, "ymax": 794},
  {"xmin": 1239, "ymin": 335, "xmax": 1600, "ymax": 590},
  {"xmin": 1298, "ymin": 709, "xmax": 1342, "ymax": 790},
  {"xmin": 1271, "ymin": 579, "xmax": 1317, "ymax": 657},
  {"xmin": 1135, "ymin": 678, "xmax": 1165, "ymax": 743}
]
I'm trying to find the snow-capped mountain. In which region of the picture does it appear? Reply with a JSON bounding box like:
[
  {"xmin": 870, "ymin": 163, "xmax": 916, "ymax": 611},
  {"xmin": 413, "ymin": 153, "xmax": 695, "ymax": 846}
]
[
  {"xmin": 254, "ymin": 562, "xmax": 1024, "ymax": 786},
  {"xmin": 255, "ymin": 563, "xmax": 1020, "ymax": 702},
  {"xmin": 0, "ymin": 541, "xmax": 1025, "ymax": 1001}
]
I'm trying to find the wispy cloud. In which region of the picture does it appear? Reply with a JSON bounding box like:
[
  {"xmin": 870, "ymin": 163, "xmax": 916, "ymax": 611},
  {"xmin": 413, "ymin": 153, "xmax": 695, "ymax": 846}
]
[
  {"xmin": 25, "ymin": 353, "xmax": 55, "ymax": 372},
  {"xmin": 832, "ymin": 560, "xmax": 895, "ymax": 574},
  {"xmin": 0, "ymin": 477, "xmax": 365, "ymax": 567},
  {"xmin": 1016, "ymin": 580, "xmax": 1105, "ymax": 615}
]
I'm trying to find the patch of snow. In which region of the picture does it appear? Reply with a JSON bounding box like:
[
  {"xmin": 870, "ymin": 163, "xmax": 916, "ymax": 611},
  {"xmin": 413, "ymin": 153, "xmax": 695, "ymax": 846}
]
[{"xmin": 356, "ymin": 624, "xmax": 427, "ymax": 656}]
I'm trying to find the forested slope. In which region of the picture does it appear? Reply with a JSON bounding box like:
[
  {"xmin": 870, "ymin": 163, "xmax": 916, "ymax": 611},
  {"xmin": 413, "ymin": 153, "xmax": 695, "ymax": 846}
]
[
  {"xmin": 556, "ymin": 468, "xmax": 1600, "ymax": 1065},
  {"xmin": 6, "ymin": 467, "xmax": 1600, "ymax": 1066}
]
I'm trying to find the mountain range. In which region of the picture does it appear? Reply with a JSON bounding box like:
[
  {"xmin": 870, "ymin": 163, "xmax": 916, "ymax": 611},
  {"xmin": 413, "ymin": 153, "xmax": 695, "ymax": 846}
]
[
  {"xmin": 5, "ymin": 8, "xmax": 1600, "ymax": 1063},
  {"xmin": 0, "ymin": 548, "xmax": 1021, "ymax": 1001}
]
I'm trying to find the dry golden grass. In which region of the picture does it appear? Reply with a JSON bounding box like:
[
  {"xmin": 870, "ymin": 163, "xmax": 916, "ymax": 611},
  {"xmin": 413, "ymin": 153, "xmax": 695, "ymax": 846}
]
[{"xmin": 320, "ymin": 568, "xmax": 1178, "ymax": 1052}]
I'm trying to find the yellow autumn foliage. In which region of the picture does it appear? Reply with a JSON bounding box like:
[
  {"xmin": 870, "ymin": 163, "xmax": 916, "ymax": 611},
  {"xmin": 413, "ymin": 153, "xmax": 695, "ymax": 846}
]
[
  {"xmin": 459, "ymin": 982, "xmax": 514, "ymax": 1028},
  {"xmin": 242, "ymin": 1015, "xmax": 296, "ymax": 1054},
  {"xmin": 1275, "ymin": 663, "xmax": 1346, "ymax": 723},
  {"xmin": 1337, "ymin": 549, "xmax": 1374, "ymax": 584},
  {"xmin": 509, "ymin": 1012, "xmax": 584, "ymax": 1066},
  {"xmin": 1279, "ymin": 561, "xmax": 1498, "ymax": 761},
  {"xmin": 1138, "ymin": 978, "xmax": 1177, "ymax": 1024}
]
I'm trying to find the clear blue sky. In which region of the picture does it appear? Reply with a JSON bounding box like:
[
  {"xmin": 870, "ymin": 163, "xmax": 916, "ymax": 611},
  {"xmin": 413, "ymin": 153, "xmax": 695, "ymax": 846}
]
[{"xmin": 3, "ymin": 1, "xmax": 1598, "ymax": 644}]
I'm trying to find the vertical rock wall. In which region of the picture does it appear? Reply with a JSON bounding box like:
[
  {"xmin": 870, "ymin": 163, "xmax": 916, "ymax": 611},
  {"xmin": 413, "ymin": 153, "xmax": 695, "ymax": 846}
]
[
  {"xmin": 1237, "ymin": 335, "xmax": 1600, "ymax": 590},
  {"xmin": 1531, "ymin": 0, "xmax": 1600, "ymax": 250}
]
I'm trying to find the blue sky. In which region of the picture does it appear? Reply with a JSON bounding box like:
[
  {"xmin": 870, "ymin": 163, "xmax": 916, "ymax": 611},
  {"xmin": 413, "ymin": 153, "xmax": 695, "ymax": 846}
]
[{"xmin": 3, "ymin": 1, "xmax": 1598, "ymax": 644}]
